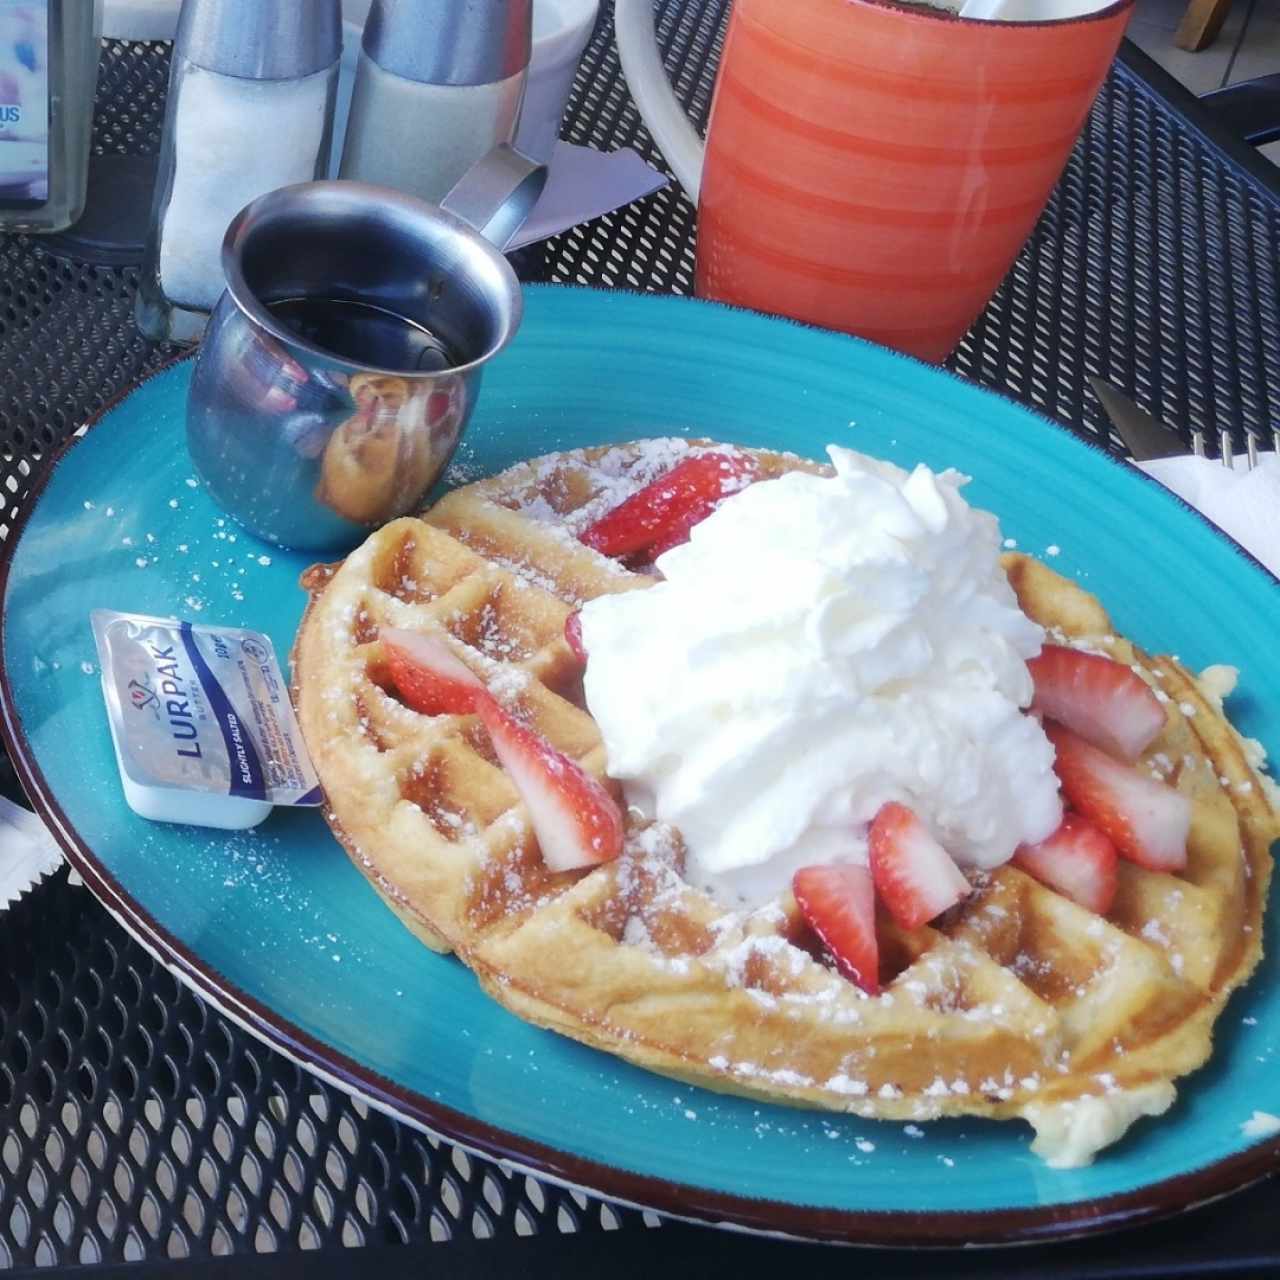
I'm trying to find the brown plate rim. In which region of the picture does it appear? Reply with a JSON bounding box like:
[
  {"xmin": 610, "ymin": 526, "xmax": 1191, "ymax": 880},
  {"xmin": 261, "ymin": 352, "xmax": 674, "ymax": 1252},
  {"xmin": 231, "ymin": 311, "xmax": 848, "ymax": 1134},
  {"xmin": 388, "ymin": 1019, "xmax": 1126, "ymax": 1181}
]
[{"xmin": 1, "ymin": 302, "xmax": 1279, "ymax": 1249}]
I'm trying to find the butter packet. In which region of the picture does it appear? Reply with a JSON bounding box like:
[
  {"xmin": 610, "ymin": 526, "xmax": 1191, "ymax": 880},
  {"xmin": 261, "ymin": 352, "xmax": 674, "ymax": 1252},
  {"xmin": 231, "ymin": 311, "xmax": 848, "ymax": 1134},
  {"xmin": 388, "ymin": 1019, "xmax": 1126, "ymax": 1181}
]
[{"xmin": 91, "ymin": 610, "xmax": 322, "ymax": 830}]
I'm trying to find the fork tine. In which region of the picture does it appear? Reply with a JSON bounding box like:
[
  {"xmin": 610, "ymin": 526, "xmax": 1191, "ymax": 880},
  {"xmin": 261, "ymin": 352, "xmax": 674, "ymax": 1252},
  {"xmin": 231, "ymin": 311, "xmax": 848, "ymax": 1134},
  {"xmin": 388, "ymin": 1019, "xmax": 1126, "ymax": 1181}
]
[
  {"xmin": 1192, "ymin": 429, "xmax": 1207, "ymax": 458},
  {"xmin": 1220, "ymin": 430, "xmax": 1234, "ymax": 470},
  {"xmin": 1245, "ymin": 432, "xmax": 1259, "ymax": 472}
]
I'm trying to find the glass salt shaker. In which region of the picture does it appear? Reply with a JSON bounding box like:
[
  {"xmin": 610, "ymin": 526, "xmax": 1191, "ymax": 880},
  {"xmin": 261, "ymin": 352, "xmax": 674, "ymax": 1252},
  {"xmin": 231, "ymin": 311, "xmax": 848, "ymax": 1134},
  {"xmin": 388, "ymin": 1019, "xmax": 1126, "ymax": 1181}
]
[
  {"xmin": 136, "ymin": 0, "xmax": 340, "ymax": 344},
  {"xmin": 339, "ymin": 0, "xmax": 532, "ymax": 207},
  {"xmin": 0, "ymin": 0, "xmax": 103, "ymax": 235}
]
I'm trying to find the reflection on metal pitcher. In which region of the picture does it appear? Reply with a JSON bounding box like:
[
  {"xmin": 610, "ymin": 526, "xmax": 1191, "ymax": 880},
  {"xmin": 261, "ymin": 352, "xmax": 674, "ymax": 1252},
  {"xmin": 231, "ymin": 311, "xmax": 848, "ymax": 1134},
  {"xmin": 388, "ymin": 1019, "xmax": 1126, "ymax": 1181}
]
[{"xmin": 316, "ymin": 373, "xmax": 467, "ymax": 525}]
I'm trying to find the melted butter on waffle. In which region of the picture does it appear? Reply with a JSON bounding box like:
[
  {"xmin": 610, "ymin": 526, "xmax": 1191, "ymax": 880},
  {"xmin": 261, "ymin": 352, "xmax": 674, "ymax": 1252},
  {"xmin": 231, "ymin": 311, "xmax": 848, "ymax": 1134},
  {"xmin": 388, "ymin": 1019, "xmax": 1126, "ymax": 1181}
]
[{"xmin": 292, "ymin": 441, "xmax": 1279, "ymax": 1166}]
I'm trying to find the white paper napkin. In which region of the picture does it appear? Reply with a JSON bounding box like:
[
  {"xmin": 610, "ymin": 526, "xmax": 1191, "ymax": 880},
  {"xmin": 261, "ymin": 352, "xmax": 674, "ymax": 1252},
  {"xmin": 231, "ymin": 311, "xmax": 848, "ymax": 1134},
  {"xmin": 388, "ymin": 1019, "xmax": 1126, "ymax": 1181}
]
[
  {"xmin": 508, "ymin": 142, "xmax": 668, "ymax": 251},
  {"xmin": 0, "ymin": 793, "xmax": 63, "ymax": 910},
  {"xmin": 1137, "ymin": 452, "xmax": 1280, "ymax": 578}
]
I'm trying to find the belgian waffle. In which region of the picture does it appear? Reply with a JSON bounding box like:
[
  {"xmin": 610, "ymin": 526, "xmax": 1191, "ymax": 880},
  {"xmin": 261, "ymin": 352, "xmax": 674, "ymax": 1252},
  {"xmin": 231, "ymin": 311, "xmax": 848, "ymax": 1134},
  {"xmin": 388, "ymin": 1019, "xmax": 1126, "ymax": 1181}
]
[{"xmin": 292, "ymin": 440, "xmax": 1280, "ymax": 1165}]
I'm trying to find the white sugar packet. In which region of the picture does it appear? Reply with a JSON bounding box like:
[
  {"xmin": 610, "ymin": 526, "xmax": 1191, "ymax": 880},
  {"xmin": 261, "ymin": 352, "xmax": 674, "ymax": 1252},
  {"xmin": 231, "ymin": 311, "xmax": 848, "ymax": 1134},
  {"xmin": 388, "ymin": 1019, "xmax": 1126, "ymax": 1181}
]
[{"xmin": 0, "ymin": 794, "xmax": 64, "ymax": 910}]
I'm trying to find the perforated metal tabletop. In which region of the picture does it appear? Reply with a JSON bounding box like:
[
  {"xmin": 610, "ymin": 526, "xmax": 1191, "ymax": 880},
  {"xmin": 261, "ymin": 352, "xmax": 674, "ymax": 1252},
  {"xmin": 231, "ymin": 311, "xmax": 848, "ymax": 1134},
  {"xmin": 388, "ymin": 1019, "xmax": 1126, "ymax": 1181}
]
[{"xmin": 1, "ymin": 3, "xmax": 1279, "ymax": 1273}]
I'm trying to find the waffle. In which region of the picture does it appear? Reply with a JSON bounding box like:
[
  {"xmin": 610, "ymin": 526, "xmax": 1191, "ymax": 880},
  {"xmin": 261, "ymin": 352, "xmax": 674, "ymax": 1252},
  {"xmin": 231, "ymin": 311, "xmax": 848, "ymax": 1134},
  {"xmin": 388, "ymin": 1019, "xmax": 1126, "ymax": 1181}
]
[{"xmin": 292, "ymin": 439, "xmax": 1280, "ymax": 1166}]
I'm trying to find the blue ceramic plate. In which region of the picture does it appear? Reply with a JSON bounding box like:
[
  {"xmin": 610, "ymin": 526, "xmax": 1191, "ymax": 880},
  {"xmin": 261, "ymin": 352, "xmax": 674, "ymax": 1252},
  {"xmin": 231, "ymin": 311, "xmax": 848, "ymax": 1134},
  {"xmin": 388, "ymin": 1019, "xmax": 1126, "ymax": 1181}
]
[{"xmin": 2, "ymin": 287, "xmax": 1278, "ymax": 1246}]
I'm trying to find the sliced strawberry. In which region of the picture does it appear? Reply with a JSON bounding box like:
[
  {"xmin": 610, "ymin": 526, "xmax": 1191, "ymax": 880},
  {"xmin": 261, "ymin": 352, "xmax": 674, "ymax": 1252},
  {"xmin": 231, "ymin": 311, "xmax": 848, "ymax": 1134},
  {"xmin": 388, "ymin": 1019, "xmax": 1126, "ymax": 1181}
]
[
  {"xmin": 1027, "ymin": 644, "xmax": 1165, "ymax": 763},
  {"xmin": 868, "ymin": 802, "xmax": 971, "ymax": 929},
  {"xmin": 564, "ymin": 610, "xmax": 586, "ymax": 664},
  {"xmin": 382, "ymin": 628, "xmax": 487, "ymax": 716},
  {"xmin": 580, "ymin": 451, "xmax": 762, "ymax": 559},
  {"xmin": 792, "ymin": 863, "xmax": 880, "ymax": 994},
  {"xmin": 477, "ymin": 699, "xmax": 623, "ymax": 872},
  {"xmin": 1013, "ymin": 813, "xmax": 1118, "ymax": 913},
  {"xmin": 1044, "ymin": 722, "xmax": 1189, "ymax": 872}
]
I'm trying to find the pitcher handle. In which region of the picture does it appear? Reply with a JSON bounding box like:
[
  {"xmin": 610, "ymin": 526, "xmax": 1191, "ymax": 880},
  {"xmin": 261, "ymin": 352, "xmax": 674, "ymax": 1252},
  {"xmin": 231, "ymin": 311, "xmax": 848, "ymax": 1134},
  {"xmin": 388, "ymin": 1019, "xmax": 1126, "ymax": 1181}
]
[
  {"xmin": 440, "ymin": 145, "xmax": 547, "ymax": 251},
  {"xmin": 615, "ymin": 0, "xmax": 707, "ymax": 202}
]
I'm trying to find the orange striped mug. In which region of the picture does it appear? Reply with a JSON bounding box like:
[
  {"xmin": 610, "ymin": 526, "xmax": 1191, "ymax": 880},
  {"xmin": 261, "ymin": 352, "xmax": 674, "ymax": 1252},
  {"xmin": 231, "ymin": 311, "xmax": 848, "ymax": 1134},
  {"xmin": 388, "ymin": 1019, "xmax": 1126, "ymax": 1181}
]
[{"xmin": 616, "ymin": 0, "xmax": 1134, "ymax": 362}]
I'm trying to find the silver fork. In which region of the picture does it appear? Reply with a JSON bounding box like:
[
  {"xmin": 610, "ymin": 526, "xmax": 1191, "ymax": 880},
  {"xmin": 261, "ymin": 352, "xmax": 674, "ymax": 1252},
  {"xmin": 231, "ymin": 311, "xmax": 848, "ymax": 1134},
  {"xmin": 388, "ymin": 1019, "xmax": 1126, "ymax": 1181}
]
[{"xmin": 1197, "ymin": 427, "xmax": 1280, "ymax": 470}]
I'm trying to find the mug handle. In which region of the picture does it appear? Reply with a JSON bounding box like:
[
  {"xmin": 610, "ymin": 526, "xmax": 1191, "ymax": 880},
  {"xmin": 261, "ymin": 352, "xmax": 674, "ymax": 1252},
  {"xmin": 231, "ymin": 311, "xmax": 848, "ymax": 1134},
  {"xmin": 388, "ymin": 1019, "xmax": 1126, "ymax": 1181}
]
[
  {"xmin": 614, "ymin": 0, "xmax": 707, "ymax": 202},
  {"xmin": 440, "ymin": 145, "xmax": 548, "ymax": 251}
]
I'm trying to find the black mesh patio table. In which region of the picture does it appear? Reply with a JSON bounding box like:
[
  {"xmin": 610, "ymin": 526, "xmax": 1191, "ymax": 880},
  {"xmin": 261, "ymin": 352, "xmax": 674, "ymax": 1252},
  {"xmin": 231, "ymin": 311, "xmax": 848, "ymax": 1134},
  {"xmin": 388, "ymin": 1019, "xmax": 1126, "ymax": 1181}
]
[{"xmin": 1, "ymin": 4, "xmax": 1278, "ymax": 1275}]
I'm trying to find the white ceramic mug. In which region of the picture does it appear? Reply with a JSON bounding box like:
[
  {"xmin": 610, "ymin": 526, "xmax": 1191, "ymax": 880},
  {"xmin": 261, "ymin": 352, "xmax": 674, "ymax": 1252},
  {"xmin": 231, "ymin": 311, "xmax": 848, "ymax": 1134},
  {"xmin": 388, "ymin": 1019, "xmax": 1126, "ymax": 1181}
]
[
  {"xmin": 516, "ymin": 0, "xmax": 599, "ymax": 163},
  {"xmin": 615, "ymin": 0, "xmax": 704, "ymax": 198}
]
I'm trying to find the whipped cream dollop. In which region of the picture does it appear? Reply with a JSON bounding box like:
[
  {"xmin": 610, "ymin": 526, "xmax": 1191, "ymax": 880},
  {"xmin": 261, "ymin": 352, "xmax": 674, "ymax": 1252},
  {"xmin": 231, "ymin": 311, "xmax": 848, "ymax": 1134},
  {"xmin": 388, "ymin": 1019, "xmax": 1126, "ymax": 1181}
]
[{"xmin": 579, "ymin": 446, "xmax": 1062, "ymax": 906}]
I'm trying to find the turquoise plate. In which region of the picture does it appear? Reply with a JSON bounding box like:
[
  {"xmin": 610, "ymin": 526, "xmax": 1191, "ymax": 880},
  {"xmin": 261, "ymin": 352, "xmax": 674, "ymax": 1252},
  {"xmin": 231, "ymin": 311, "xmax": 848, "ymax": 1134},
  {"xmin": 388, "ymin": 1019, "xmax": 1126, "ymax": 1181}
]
[{"xmin": 2, "ymin": 287, "xmax": 1278, "ymax": 1246}]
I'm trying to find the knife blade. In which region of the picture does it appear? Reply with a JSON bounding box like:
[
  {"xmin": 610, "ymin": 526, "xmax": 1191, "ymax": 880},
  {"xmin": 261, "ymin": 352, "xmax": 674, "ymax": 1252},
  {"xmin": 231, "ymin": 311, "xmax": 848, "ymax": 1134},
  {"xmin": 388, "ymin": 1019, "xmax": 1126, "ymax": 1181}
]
[{"xmin": 1087, "ymin": 377, "xmax": 1200, "ymax": 462}]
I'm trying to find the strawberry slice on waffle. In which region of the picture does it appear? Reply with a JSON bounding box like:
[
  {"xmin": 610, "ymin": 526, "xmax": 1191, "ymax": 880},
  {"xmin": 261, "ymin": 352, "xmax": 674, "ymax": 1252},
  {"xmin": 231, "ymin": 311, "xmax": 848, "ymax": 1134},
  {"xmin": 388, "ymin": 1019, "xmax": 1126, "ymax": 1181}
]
[
  {"xmin": 478, "ymin": 699, "xmax": 625, "ymax": 872},
  {"xmin": 580, "ymin": 450, "xmax": 763, "ymax": 559},
  {"xmin": 564, "ymin": 610, "xmax": 587, "ymax": 664},
  {"xmin": 1014, "ymin": 813, "xmax": 1119, "ymax": 913},
  {"xmin": 792, "ymin": 863, "xmax": 880, "ymax": 995},
  {"xmin": 1044, "ymin": 721, "xmax": 1190, "ymax": 872},
  {"xmin": 381, "ymin": 628, "xmax": 487, "ymax": 716},
  {"xmin": 1028, "ymin": 644, "xmax": 1166, "ymax": 762},
  {"xmin": 868, "ymin": 802, "xmax": 972, "ymax": 930},
  {"xmin": 383, "ymin": 627, "xmax": 623, "ymax": 872}
]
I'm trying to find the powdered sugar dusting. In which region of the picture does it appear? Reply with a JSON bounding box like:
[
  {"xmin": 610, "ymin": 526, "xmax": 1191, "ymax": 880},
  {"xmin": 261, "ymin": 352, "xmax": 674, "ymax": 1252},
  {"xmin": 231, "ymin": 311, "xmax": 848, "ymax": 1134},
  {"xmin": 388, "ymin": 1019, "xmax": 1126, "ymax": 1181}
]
[
  {"xmin": 525, "ymin": 439, "xmax": 700, "ymax": 530},
  {"xmin": 1241, "ymin": 1110, "xmax": 1280, "ymax": 1140}
]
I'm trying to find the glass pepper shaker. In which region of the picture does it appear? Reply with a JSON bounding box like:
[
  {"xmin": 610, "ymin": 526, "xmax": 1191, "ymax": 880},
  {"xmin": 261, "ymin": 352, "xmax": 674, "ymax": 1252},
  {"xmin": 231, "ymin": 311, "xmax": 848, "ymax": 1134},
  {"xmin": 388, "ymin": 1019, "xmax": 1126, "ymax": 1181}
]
[
  {"xmin": 339, "ymin": 0, "xmax": 532, "ymax": 207},
  {"xmin": 136, "ymin": 0, "xmax": 340, "ymax": 344},
  {"xmin": 0, "ymin": 0, "xmax": 103, "ymax": 235}
]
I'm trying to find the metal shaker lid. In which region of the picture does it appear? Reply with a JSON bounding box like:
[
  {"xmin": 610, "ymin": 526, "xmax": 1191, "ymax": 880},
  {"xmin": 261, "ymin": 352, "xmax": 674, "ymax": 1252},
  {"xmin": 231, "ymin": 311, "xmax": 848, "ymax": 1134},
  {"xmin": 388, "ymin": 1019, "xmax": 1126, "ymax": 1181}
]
[
  {"xmin": 176, "ymin": 0, "xmax": 341, "ymax": 79},
  {"xmin": 362, "ymin": 0, "xmax": 532, "ymax": 87}
]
